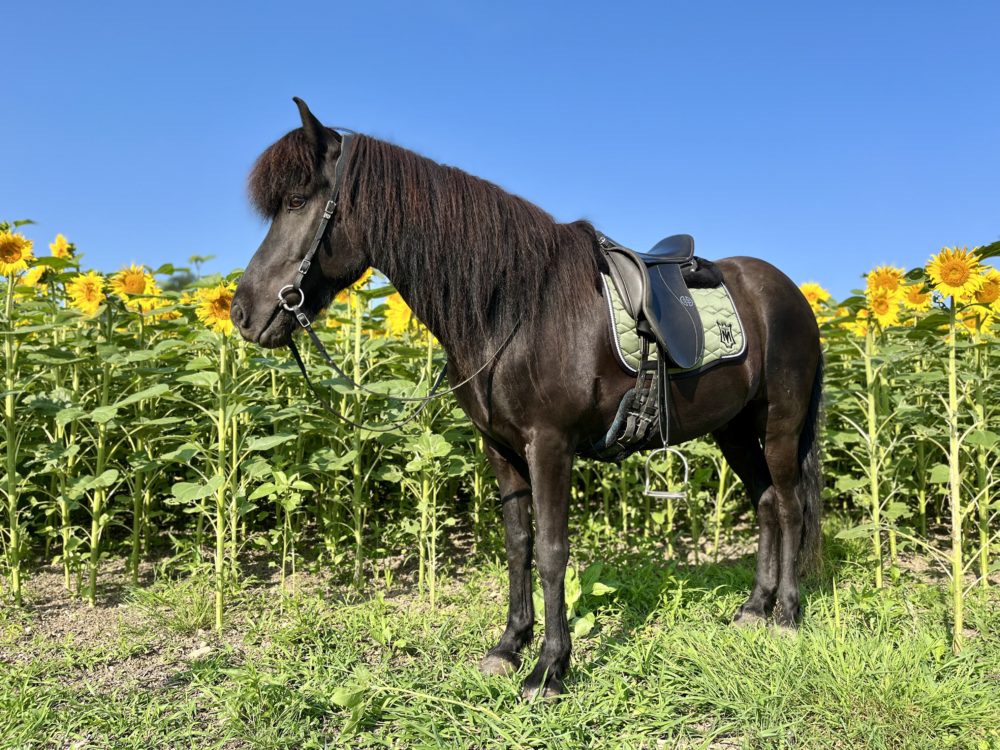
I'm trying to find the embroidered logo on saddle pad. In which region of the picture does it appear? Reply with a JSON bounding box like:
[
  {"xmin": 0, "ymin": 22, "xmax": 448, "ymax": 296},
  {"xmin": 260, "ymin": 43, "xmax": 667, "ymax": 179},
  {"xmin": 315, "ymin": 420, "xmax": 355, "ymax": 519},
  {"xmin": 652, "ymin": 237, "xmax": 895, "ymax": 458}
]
[{"xmin": 601, "ymin": 273, "xmax": 746, "ymax": 375}]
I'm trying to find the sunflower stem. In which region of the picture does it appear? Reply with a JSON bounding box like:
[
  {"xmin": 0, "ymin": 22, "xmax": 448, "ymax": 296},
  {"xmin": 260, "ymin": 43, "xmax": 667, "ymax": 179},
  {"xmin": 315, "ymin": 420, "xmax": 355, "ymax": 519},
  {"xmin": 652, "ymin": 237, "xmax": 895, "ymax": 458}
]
[
  {"xmin": 864, "ymin": 324, "xmax": 883, "ymax": 589},
  {"xmin": 946, "ymin": 297, "xmax": 964, "ymax": 653},
  {"xmin": 3, "ymin": 275, "xmax": 22, "ymax": 605},
  {"xmin": 214, "ymin": 334, "xmax": 229, "ymax": 632}
]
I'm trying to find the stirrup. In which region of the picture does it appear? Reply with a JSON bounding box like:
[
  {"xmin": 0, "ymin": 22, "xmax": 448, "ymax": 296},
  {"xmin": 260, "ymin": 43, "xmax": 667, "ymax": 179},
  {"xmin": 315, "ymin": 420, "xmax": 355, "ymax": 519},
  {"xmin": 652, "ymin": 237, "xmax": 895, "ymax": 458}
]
[{"xmin": 643, "ymin": 447, "xmax": 689, "ymax": 499}]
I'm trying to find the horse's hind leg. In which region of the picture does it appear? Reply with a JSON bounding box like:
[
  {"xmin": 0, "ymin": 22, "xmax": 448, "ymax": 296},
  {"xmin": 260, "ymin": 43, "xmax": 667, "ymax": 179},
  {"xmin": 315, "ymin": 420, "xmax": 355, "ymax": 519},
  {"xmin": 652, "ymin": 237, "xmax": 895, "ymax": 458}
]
[
  {"xmin": 713, "ymin": 415, "xmax": 780, "ymax": 624},
  {"xmin": 479, "ymin": 441, "xmax": 535, "ymax": 676}
]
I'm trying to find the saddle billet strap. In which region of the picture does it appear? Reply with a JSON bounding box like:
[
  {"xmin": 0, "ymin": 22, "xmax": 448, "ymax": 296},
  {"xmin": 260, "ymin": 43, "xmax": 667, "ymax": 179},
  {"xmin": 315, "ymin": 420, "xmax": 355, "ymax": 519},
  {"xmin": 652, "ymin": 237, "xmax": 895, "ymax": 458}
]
[{"xmin": 656, "ymin": 349, "xmax": 670, "ymax": 445}]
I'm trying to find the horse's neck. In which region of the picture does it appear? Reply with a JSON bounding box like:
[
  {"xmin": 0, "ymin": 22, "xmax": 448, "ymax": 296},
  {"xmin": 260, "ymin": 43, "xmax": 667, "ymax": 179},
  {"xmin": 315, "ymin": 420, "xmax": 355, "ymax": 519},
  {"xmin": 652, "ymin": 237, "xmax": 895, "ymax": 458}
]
[{"xmin": 367, "ymin": 248, "xmax": 495, "ymax": 374}]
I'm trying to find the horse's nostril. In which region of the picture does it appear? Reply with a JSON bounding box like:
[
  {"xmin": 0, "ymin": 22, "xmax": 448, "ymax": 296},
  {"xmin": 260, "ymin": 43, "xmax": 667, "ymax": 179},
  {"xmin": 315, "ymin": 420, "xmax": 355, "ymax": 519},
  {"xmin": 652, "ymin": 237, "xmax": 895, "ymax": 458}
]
[{"xmin": 230, "ymin": 300, "xmax": 246, "ymax": 329}]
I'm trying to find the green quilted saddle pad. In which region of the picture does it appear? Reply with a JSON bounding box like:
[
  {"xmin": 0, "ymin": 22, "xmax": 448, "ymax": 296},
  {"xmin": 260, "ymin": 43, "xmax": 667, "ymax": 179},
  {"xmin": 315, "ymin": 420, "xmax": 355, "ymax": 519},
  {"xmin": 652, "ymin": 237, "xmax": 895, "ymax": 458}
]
[{"xmin": 601, "ymin": 273, "xmax": 746, "ymax": 374}]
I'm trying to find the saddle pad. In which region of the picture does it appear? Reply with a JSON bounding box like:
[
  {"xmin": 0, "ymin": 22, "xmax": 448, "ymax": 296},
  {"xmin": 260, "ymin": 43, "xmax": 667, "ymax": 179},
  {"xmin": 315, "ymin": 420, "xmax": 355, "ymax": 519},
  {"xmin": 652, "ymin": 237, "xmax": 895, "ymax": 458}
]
[{"xmin": 601, "ymin": 273, "xmax": 746, "ymax": 375}]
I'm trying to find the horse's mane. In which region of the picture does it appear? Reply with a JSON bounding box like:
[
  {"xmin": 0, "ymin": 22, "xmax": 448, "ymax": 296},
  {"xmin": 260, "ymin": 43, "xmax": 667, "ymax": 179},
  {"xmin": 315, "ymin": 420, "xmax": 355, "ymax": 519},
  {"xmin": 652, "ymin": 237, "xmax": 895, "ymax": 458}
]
[{"xmin": 250, "ymin": 129, "xmax": 606, "ymax": 362}]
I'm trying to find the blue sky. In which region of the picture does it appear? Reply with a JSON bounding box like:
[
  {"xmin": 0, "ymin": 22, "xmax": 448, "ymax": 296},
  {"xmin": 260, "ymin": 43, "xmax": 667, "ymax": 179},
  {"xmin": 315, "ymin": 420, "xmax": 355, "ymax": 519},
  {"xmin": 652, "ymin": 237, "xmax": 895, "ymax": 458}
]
[{"xmin": 4, "ymin": 1, "xmax": 998, "ymax": 298}]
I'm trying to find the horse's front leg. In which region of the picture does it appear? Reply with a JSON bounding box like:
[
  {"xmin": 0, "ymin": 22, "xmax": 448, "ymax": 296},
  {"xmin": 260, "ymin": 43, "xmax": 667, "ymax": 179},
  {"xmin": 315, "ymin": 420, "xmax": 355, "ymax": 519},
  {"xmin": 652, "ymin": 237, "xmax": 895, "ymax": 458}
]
[
  {"xmin": 520, "ymin": 432, "xmax": 573, "ymax": 699},
  {"xmin": 479, "ymin": 442, "xmax": 535, "ymax": 676}
]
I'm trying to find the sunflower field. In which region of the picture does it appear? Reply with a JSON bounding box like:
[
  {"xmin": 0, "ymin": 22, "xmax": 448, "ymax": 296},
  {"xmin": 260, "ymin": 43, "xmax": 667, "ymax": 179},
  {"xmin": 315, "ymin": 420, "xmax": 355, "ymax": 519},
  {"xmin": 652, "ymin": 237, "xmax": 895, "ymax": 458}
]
[
  {"xmin": 1, "ymin": 219, "xmax": 998, "ymax": 633},
  {"xmin": 1, "ymin": 217, "xmax": 999, "ymax": 745}
]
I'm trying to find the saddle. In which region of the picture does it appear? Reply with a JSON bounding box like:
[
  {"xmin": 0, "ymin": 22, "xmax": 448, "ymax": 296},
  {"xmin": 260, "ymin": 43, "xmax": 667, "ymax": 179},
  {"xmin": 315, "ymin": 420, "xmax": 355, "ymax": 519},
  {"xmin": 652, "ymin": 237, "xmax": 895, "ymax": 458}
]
[{"xmin": 600, "ymin": 233, "xmax": 703, "ymax": 369}]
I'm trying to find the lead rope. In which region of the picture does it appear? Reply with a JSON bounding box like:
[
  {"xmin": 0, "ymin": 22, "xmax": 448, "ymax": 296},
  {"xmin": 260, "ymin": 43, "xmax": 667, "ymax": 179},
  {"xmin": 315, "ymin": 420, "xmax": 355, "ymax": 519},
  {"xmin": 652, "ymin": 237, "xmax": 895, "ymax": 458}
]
[{"xmin": 287, "ymin": 316, "xmax": 521, "ymax": 433}]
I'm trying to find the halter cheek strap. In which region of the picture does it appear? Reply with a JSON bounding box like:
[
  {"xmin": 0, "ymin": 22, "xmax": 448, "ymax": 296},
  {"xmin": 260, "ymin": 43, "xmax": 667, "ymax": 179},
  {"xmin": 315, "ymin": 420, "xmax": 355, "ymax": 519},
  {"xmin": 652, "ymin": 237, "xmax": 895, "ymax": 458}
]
[{"xmin": 276, "ymin": 133, "xmax": 356, "ymax": 326}]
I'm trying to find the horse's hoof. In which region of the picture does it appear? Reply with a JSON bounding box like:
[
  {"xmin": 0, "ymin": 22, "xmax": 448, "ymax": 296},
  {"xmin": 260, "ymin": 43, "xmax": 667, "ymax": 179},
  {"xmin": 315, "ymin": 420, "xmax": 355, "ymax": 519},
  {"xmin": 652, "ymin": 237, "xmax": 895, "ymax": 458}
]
[
  {"xmin": 479, "ymin": 651, "xmax": 520, "ymax": 676},
  {"xmin": 771, "ymin": 623, "xmax": 799, "ymax": 639},
  {"xmin": 520, "ymin": 678, "xmax": 563, "ymax": 701},
  {"xmin": 732, "ymin": 610, "xmax": 766, "ymax": 627}
]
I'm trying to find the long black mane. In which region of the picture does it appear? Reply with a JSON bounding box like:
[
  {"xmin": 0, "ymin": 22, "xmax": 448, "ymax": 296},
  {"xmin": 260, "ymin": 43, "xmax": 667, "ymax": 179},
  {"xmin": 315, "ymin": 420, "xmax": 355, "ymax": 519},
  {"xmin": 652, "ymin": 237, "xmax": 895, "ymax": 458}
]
[{"xmin": 250, "ymin": 129, "xmax": 606, "ymax": 363}]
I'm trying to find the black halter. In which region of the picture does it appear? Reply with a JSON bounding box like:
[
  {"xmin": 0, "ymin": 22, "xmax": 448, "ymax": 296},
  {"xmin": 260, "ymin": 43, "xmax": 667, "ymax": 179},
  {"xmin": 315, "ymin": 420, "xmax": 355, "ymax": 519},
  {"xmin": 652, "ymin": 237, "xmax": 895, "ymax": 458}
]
[
  {"xmin": 275, "ymin": 132, "xmax": 519, "ymax": 433},
  {"xmin": 276, "ymin": 133, "xmax": 356, "ymax": 326}
]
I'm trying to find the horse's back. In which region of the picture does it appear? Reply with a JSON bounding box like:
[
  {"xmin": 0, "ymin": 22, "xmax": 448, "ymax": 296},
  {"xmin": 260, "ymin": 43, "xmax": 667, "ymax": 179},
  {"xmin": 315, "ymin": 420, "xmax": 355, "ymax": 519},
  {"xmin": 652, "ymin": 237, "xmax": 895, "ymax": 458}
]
[{"xmin": 713, "ymin": 254, "xmax": 821, "ymax": 404}]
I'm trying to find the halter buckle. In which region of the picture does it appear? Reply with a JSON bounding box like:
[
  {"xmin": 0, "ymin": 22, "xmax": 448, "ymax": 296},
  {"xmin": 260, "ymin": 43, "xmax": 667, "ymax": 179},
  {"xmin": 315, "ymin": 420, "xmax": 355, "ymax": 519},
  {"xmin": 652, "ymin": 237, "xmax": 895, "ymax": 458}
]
[
  {"xmin": 298, "ymin": 259, "xmax": 311, "ymax": 275},
  {"xmin": 278, "ymin": 284, "xmax": 305, "ymax": 312},
  {"xmin": 323, "ymin": 199, "xmax": 337, "ymax": 218}
]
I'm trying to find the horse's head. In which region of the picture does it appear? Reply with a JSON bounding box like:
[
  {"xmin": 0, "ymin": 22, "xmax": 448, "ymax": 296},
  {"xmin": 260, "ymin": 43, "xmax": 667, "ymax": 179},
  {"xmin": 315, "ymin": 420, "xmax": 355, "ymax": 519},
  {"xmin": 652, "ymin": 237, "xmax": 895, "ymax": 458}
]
[{"xmin": 231, "ymin": 98, "xmax": 368, "ymax": 348}]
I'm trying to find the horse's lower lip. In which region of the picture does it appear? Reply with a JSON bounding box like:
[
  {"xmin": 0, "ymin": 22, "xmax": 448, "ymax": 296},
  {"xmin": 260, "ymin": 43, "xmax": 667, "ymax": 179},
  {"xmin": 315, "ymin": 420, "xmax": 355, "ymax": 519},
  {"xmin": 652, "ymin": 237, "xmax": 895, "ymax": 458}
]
[{"xmin": 257, "ymin": 310, "xmax": 292, "ymax": 349}]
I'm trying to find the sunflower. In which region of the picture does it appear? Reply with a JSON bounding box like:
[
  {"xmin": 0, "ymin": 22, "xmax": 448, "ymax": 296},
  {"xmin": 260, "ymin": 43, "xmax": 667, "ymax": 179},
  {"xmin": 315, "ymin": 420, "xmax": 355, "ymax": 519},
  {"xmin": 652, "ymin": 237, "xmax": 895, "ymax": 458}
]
[
  {"xmin": 900, "ymin": 283, "xmax": 932, "ymax": 311},
  {"xmin": 335, "ymin": 267, "xmax": 375, "ymax": 304},
  {"xmin": 383, "ymin": 292, "xmax": 413, "ymax": 336},
  {"xmin": 110, "ymin": 264, "xmax": 163, "ymax": 313},
  {"xmin": 958, "ymin": 309, "xmax": 994, "ymax": 337},
  {"xmin": 66, "ymin": 271, "xmax": 107, "ymax": 316},
  {"xmin": 18, "ymin": 265, "xmax": 50, "ymax": 294},
  {"xmin": 194, "ymin": 283, "xmax": 236, "ymax": 335},
  {"xmin": 865, "ymin": 265, "xmax": 905, "ymax": 296},
  {"xmin": 847, "ymin": 308, "xmax": 869, "ymax": 338},
  {"xmin": 0, "ymin": 232, "xmax": 35, "ymax": 276},
  {"xmin": 798, "ymin": 282, "xmax": 830, "ymax": 314},
  {"xmin": 926, "ymin": 247, "xmax": 983, "ymax": 300},
  {"xmin": 973, "ymin": 267, "xmax": 1000, "ymax": 310},
  {"xmin": 111, "ymin": 263, "xmax": 154, "ymax": 297},
  {"xmin": 148, "ymin": 295, "xmax": 181, "ymax": 322},
  {"xmin": 49, "ymin": 233, "xmax": 75, "ymax": 259},
  {"xmin": 867, "ymin": 288, "xmax": 900, "ymax": 329}
]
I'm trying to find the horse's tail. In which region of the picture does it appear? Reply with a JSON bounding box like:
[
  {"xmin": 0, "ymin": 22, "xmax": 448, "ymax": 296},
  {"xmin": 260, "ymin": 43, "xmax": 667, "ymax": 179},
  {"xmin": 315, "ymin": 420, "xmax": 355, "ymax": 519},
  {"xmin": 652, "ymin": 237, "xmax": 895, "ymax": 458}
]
[{"xmin": 797, "ymin": 355, "xmax": 824, "ymax": 575}]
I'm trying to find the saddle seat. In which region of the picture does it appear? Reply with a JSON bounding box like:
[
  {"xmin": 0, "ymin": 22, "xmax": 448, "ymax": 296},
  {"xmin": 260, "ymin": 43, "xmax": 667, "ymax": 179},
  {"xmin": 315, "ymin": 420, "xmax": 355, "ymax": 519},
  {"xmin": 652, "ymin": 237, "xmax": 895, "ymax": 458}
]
[{"xmin": 600, "ymin": 233, "xmax": 703, "ymax": 370}]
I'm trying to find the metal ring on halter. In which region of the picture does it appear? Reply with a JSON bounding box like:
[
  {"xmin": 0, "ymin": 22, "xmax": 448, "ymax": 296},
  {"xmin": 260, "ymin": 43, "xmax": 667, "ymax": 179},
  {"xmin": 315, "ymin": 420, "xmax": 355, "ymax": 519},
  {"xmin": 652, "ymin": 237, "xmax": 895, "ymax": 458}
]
[{"xmin": 278, "ymin": 284, "xmax": 305, "ymax": 312}]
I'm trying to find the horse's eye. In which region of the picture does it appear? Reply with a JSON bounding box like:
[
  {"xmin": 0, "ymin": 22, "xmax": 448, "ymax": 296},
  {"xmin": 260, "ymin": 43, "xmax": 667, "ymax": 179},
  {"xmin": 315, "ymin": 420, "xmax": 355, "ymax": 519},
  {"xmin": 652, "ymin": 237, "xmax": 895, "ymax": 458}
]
[{"xmin": 286, "ymin": 194, "xmax": 306, "ymax": 211}]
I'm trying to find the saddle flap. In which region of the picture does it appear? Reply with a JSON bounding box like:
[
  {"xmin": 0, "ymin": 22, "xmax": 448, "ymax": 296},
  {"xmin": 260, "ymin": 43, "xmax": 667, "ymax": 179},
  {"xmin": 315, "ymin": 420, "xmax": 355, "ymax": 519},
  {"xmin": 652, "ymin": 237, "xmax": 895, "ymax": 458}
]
[
  {"xmin": 645, "ymin": 262, "xmax": 703, "ymax": 370},
  {"xmin": 602, "ymin": 240, "xmax": 704, "ymax": 370}
]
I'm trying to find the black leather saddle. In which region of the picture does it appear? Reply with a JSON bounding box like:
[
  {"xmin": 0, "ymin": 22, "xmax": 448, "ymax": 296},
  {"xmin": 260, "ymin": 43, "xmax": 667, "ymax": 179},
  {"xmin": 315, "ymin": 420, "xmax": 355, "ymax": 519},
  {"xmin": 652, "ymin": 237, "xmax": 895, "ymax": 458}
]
[{"xmin": 600, "ymin": 233, "xmax": 703, "ymax": 370}]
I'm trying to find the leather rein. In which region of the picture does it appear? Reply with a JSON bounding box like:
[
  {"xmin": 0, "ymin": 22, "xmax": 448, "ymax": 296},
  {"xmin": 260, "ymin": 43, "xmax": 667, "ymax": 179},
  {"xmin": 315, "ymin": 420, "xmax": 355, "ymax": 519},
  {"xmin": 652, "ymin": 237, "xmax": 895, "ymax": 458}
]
[{"xmin": 274, "ymin": 132, "xmax": 519, "ymax": 433}]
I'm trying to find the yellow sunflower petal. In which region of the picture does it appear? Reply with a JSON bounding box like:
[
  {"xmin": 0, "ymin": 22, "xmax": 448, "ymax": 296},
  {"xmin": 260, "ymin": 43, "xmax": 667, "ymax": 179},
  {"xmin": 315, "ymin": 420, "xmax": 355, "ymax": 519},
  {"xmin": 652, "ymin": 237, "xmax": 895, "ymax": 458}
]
[
  {"xmin": 900, "ymin": 283, "xmax": 932, "ymax": 311},
  {"xmin": 0, "ymin": 232, "xmax": 35, "ymax": 276},
  {"xmin": 65, "ymin": 271, "xmax": 107, "ymax": 316},
  {"xmin": 194, "ymin": 283, "xmax": 236, "ymax": 335},
  {"xmin": 926, "ymin": 247, "xmax": 983, "ymax": 300},
  {"xmin": 798, "ymin": 282, "xmax": 830, "ymax": 314},
  {"xmin": 973, "ymin": 267, "xmax": 1000, "ymax": 310},
  {"xmin": 865, "ymin": 265, "xmax": 905, "ymax": 296},
  {"xmin": 49, "ymin": 233, "xmax": 75, "ymax": 259},
  {"xmin": 867, "ymin": 288, "xmax": 901, "ymax": 329},
  {"xmin": 383, "ymin": 292, "xmax": 412, "ymax": 336}
]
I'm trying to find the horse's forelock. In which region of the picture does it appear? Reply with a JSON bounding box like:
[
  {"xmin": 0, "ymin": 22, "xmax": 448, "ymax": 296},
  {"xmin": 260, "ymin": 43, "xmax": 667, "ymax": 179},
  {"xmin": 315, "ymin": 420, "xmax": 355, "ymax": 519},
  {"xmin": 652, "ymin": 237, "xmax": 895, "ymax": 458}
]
[{"xmin": 247, "ymin": 128, "xmax": 320, "ymax": 218}]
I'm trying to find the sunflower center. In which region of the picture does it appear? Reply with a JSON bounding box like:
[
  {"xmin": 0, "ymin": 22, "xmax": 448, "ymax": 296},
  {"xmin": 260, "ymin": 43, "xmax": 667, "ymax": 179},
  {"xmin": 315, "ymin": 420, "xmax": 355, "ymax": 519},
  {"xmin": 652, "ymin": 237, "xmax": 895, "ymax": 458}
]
[
  {"xmin": 872, "ymin": 298, "xmax": 890, "ymax": 315},
  {"xmin": 0, "ymin": 244, "xmax": 22, "ymax": 263},
  {"xmin": 978, "ymin": 280, "xmax": 999, "ymax": 304},
  {"xmin": 940, "ymin": 261, "xmax": 969, "ymax": 287},
  {"xmin": 211, "ymin": 295, "xmax": 232, "ymax": 318},
  {"xmin": 122, "ymin": 274, "xmax": 147, "ymax": 294}
]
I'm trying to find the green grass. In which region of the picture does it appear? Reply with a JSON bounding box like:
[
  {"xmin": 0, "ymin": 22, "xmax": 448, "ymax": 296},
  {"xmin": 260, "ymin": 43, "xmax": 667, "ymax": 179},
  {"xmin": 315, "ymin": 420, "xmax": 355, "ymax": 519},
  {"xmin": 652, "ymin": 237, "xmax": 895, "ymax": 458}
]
[{"xmin": 1, "ymin": 530, "xmax": 998, "ymax": 750}]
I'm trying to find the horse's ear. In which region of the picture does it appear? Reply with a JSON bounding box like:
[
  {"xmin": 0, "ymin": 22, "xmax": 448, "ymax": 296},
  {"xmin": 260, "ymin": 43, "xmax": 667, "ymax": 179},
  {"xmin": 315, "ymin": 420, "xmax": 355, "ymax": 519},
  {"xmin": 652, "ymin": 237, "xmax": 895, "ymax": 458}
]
[{"xmin": 292, "ymin": 97, "xmax": 341, "ymax": 147}]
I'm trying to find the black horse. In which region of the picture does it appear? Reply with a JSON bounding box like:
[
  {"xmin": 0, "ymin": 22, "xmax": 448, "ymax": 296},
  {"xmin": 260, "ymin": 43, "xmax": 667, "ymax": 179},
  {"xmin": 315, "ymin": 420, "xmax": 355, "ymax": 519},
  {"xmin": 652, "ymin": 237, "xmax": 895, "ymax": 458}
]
[{"xmin": 231, "ymin": 99, "xmax": 823, "ymax": 699}]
